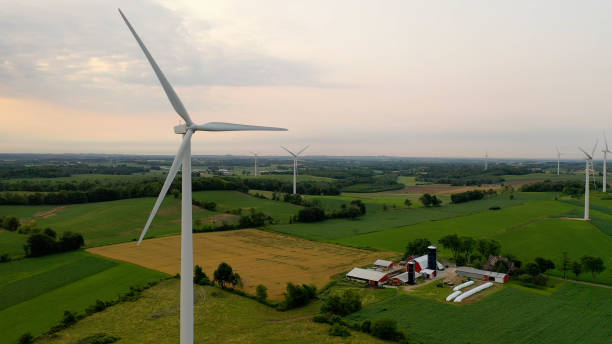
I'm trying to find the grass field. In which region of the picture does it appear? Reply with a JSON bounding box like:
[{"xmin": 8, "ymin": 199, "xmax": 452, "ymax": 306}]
[
  {"xmin": 0, "ymin": 230, "xmax": 28, "ymax": 257},
  {"xmin": 0, "ymin": 191, "xmax": 303, "ymax": 251},
  {"xmin": 346, "ymin": 282, "xmax": 612, "ymax": 344},
  {"xmin": 270, "ymin": 195, "xmax": 538, "ymax": 242},
  {"xmin": 37, "ymin": 279, "xmax": 384, "ymax": 344},
  {"xmin": 244, "ymin": 174, "xmax": 336, "ymax": 183},
  {"xmin": 88, "ymin": 229, "xmax": 394, "ymax": 300},
  {"xmin": 0, "ymin": 251, "xmax": 167, "ymax": 343}
]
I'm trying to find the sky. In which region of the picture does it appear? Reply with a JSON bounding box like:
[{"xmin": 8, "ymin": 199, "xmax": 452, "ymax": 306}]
[{"xmin": 1, "ymin": 0, "xmax": 611, "ymax": 159}]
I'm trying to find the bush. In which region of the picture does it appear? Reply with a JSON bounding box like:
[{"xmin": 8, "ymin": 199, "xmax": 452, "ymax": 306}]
[
  {"xmin": 283, "ymin": 283, "xmax": 317, "ymax": 309},
  {"xmin": 371, "ymin": 319, "xmax": 402, "ymax": 340},
  {"xmin": 59, "ymin": 231, "xmax": 85, "ymax": 251},
  {"xmin": 85, "ymin": 299, "xmax": 108, "ymax": 315},
  {"xmin": 321, "ymin": 290, "xmax": 362, "ymax": 316},
  {"xmin": 62, "ymin": 310, "xmax": 77, "ymax": 327},
  {"xmin": 43, "ymin": 227, "xmax": 57, "ymax": 238},
  {"xmin": 194, "ymin": 265, "xmax": 211, "ymax": 285},
  {"xmin": 328, "ymin": 323, "xmax": 351, "ymax": 337},
  {"xmin": 2, "ymin": 216, "xmax": 20, "ymax": 231},
  {"xmin": 419, "ymin": 193, "xmax": 441, "ymax": 207},
  {"xmin": 18, "ymin": 333, "xmax": 34, "ymax": 344},
  {"xmin": 361, "ymin": 320, "xmax": 371, "ymax": 333},
  {"xmin": 76, "ymin": 333, "xmax": 120, "ymax": 344},
  {"xmin": 24, "ymin": 233, "xmax": 58, "ymax": 257},
  {"xmin": 404, "ymin": 199, "xmax": 412, "ymax": 207},
  {"xmin": 0, "ymin": 253, "xmax": 10, "ymax": 263},
  {"xmin": 256, "ymin": 284, "xmax": 268, "ymax": 301},
  {"xmin": 489, "ymin": 206, "xmax": 501, "ymax": 210},
  {"xmin": 312, "ymin": 314, "xmax": 330, "ymax": 323},
  {"xmin": 297, "ymin": 207, "xmax": 326, "ymax": 223}
]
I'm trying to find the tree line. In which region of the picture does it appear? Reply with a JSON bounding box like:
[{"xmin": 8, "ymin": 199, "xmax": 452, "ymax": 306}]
[{"xmin": 450, "ymin": 189, "xmax": 497, "ymax": 204}]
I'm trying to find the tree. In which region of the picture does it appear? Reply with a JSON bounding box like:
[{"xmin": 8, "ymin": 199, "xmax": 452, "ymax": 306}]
[
  {"xmin": 296, "ymin": 207, "xmax": 326, "ymax": 223},
  {"xmin": 561, "ymin": 252, "xmax": 570, "ymax": 279},
  {"xmin": 43, "ymin": 228, "xmax": 56, "ymax": 238},
  {"xmin": 571, "ymin": 261, "xmax": 582, "ymax": 278},
  {"xmin": 283, "ymin": 283, "xmax": 317, "ymax": 309},
  {"xmin": 256, "ymin": 284, "xmax": 268, "ymax": 301},
  {"xmin": 461, "ymin": 236, "xmax": 476, "ymax": 264},
  {"xmin": 194, "ymin": 265, "xmax": 210, "ymax": 285},
  {"xmin": 476, "ymin": 239, "xmax": 501, "ymax": 259},
  {"xmin": 18, "ymin": 333, "xmax": 34, "ymax": 344},
  {"xmin": 525, "ymin": 263, "xmax": 541, "ymax": 277},
  {"xmin": 24, "ymin": 233, "xmax": 57, "ymax": 257},
  {"xmin": 534, "ymin": 257, "xmax": 555, "ymax": 274},
  {"xmin": 62, "ymin": 310, "xmax": 77, "ymax": 326},
  {"xmin": 419, "ymin": 193, "xmax": 441, "ymax": 207},
  {"xmin": 494, "ymin": 260, "xmax": 510, "ymax": 273},
  {"xmin": 321, "ymin": 290, "xmax": 361, "ymax": 316},
  {"xmin": 213, "ymin": 262, "xmax": 234, "ymax": 288},
  {"xmin": 581, "ymin": 256, "xmax": 605, "ymax": 280},
  {"xmin": 404, "ymin": 199, "xmax": 412, "ymax": 207},
  {"xmin": 439, "ymin": 234, "xmax": 461, "ymax": 261},
  {"xmin": 231, "ymin": 272, "xmax": 243, "ymax": 288},
  {"xmin": 371, "ymin": 319, "xmax": 402, "ymax": 341},
  {"xmin": 2, "ymin": 216, "xmax": 20, "ymax": 231},
  {"xmin": 350, "ymin": 200, "xmax": 366, "ymax": 215},
  {"xmin": 59, "ymin": 231, "xmax": 84, "ymax": 252},
  {"xmin": 403, "ymin": 238, "xmax": 431, "ymax": 259}
]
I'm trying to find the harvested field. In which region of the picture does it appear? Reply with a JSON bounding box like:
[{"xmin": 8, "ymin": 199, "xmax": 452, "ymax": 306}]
[
  {"xmin": 34, "ymin": 206, "xmax": 70, "ymax": 218},
  {"xmin": 88, "ymin": 229, "xmax": 393, "ymax": 299}
]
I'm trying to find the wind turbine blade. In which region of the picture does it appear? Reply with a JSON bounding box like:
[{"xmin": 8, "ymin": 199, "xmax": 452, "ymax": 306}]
[
  {"xmin": 604, "ymin": 131, "xmax": 609, "ymax": 151},
  {"xmin": 118, "ymin": 9, "xmax": 194, "ymax": 126},
  {"xmin": 193, "ymin": 122, "xmax": 287, "ymax": 132},
  {"xmin": 281, "ymin": 146, "xmax": 296, "ymax": 157},
  {"xmin": 591, "ymin": 139, "xmax": 599, "ymax": 157},
  {"xmin": 578, "ymin": 147, "xmax": 592, "ymax": 159},
  {"xmin": 137, "ymin": 130, "xmax": 193, "ymax": 245},
  {"xmin": 297, "ymin": 145, "xmax": 309, "ymax": 156}
]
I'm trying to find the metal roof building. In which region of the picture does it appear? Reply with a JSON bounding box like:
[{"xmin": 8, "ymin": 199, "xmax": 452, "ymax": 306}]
[
  {"xmin": 373, "ymin": 259, "xmax": 394, "ymax": 269},
  {"xmin": 346, "ymin": 268, "xmax": 389, "ymax": 285},
  {"xmin": 456, "ymin": 267, "xmax": 508, "ymax": 283}
]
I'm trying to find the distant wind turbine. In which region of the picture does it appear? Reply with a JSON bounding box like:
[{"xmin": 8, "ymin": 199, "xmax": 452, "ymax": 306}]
[
  {"xmin": 484, "ymin": 151, "xmax": 488, "ymax": 171},
  {"xmin": 281, "ymin": 145, "xmax": 309, "ymax": 194},
  {"xmin": 578, "ymin": 140, "xmax": 598, "ymax": 220},
  {"xmin": 118, "ymin": 9, "xmax": 287, "ymax": 344},
  {"xmin": 556, "ymin": 147, "xmax": 563, "ymax": 175},
  {"xmin": 250, "ymin": 151, "xmax": 258, "ymax": 176},
  {"xmin": 602, "ymin": 132, "xmax": 610, "ymax": 192}
]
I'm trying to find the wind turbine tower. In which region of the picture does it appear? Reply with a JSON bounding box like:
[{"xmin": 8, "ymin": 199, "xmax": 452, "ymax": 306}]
[
  {"xmin": 484, "ymin": 151, "xmax": 488, "ymax": 171},
  {"xmin": 281, "ymin": 146, "xmax": 309, "ymax": 194},
  {"xmin": 556, "ymin": 147, "xmax": 563, "ymax": 175},
  {"xmin": 119, "ymin": 9, "xmax": 287, "ymax": 344},
  {"xmin": 603, "ymin": 132, "xmax": 610, "ymax": 192},
  {"xmin": 579, "ymin": 141, "xmax": 598, "ymax": 220}
]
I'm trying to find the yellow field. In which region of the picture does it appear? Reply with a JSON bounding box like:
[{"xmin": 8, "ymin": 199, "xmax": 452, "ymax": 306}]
[{"xmin": 89, "ymin": 229, "xmax": 393, "ymax": 299}]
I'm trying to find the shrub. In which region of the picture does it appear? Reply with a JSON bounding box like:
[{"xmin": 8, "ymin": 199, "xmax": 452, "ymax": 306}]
[
  {"xmin": 2, "ymin": 216, "xmax": 20, "ymax": 231},
  {"xmin": 24, "ymin": 233, "xmax": 58, "ymax": 257},
  {"xmin": 76, "ymin": 333, "xmax": 120, "ymax": 344},
  {"xmin": 404, "ymin": 199, "xmax": 412, "ymax": 207},
  {"xmin": 0, "ymin": 253, "xmax": 10, "ymax": 263},
  {"xmin": 283, "ymin": 283, "xmax": 317, "ymax": 309},
  {"xmin": 43, "ymin": 227, "xmax": 57, "ymax": 238},
  {"xmin": 371, "ymin": 319, "xmax": 401, "ymax": 340},
  {"xmin": 62, "ymin": 310, "xmax": 77, "ymax": 327},
  {"xmin": 194, "ymin": 265, "xmax": 211, "ymax": 285},
  {"xmin": 312, "ymin": 314, "xmax": 329, "ymax": 323},
  {"xmin": 59, "ymin": 231, "xmax": 85, "ymax": 251},
  {"xmin": 85, "ymin": 299, "xmax": 108, "ymax": 315},
  {"xmin": 297, "ymin": 207, "xmax": 326, "ymax": 223},
  {"xmin": 361, "ymin": 320, "xmax": 371, "ymax": 333},
  {"xmin": 256, "ymin": 284, "xmax": 268, "ymax": 301},
  {"xmin": 419, "ymin": 193, "xmax": 441, "ymax": 207},
  {"xmin": 18, "ymin": 333, "xmax": 34, "ymax": 344},
  {"xmin": 321, "ymin": 290, "xmax": 362, "ymax": 316},
  {"xmin": 328, "ymin": 323, "xmax": 351, "ymax": 337},
  {"xmin": 489, "ymin": 206, "xmax": 501, "ymax": 210}
]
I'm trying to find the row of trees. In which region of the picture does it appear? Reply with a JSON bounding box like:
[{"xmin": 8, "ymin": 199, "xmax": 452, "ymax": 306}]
[
  {"xmin": 419, "ymin": 193, "xmax": 442, "ymax": 207},
  {"xmin": 295, "ymin": 200, "xmax": 367, "ymax": 223},
  {"xmin": 450, "ymin": 189, "xmax": 496, "ymax": 204},
  {"xmin": 23, "ymin": 229, "xmax": 85, "ymax": 257},
  {"xmin": 0, "ymin": 163, "xmax": 148, "ymax": 179},
  {"xmin": 560, "ymin": 252, "xmax": 606, "ymax": 280},
  {"xmin": 438, "ymin": 235, "xmax": 501, "ymax": 265},
  {"xmin": 520, "ymin": 180, "xmax": 586, "ymax": 197}
]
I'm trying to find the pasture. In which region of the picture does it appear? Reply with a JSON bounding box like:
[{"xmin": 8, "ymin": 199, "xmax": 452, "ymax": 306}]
[
  {"xmin": 88, "ymin": 229, "xmax": 393, "ymax": 299},
  {"xmin": 37, "ymin": 280, "xmax": 384, "ymax": 344},
  {"xmin": 271, "ymin": 195, "xmax": 534, "ymax": 242},
  {"xmin": 346, "ymin": 282, "xmax": 612, "ymax": 344},
  {"xmin": 0, "ymin": 251, "xmax": 167, "ymax": 343}
]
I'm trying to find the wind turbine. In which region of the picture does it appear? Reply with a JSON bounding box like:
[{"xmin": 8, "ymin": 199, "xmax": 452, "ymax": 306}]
[
  {"xmin": 484, "ymin": 151, "xmax": 488, "ymax": 171},
  {"xmin": 250, "ymin": 151, "xmax": 258, "ymax": 176},
  {"xmin": 555, "ymin": 147, "xmax": 563, "ymax": 175},
  {"xmin": 602, "ymin": 132, "xmax": 610, "ymax": 192},
  {"xmin": 118, "ymin": 9, "xmax": 286, "ymax": 344},
  {"xmin": 578, "ymin": 140, "xmax": 598, "ymax": 220},
  {"xmin": 281, "ymin": 145, "xmax": 308, "ymax": 194}
]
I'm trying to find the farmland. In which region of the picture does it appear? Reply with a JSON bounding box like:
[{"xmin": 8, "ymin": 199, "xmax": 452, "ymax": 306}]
[
  {"xmin": 36, "ymin": 279, "xmax": 384, "ymax": 344},
  {"xmin": 88, "ymin": 229, "xmax": 394, "ymax": 299},
  {"xmin": 346, "ymin": 282, "xmax": 612, "ymax": 344},
  {"xmin": 0, "ymin": 251, "xmax": 167, "ymax": 343}
]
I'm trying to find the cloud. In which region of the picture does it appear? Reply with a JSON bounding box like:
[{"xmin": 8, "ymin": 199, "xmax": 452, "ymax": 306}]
[{"xmin": 0, "ymin": 0, "xmax": 321, "ymax": 111}]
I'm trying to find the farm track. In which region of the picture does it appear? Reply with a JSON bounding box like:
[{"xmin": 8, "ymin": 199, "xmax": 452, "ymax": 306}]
[{"xmin": 546, "ymin": 275, "xmax": 612, "ymax": 289}]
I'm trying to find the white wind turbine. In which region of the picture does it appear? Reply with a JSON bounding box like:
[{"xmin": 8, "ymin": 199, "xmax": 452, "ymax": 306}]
[
  {"xmin": 556, "ymin": 147, "xmax": 563, "ymax": 175},
  {"xmin": 250, "ymin": 151, "xmax": 258, "ymax": 176},
  {"xmin": 578, "ymin": 140, "xmax": 598, "ymax": 220},
  {"xmin": 281, "ymin": 146, "xmax": 309, "ymax": 194},
  {"xmin": 602, "ymin": 132, "xmax": 610, "ymax": 192},
  {"xmin": 118, "ymin": 9, "xmax": 287, "ymax": 344},
  {"xmin": 484, "ymin": 150, "xmax": 488, "ymax": 171}
]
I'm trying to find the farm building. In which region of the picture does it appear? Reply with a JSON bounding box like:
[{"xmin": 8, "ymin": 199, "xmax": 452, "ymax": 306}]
[
  {"xmin": 406, "ymin": 246, "xmax": 444, "ymax": 276},
  {"xmin": 456, "ymin": 267, "xmax": 509, "ymax": 283},
  {"xmin": 373, "ymin": 259, "xmax": 394, "ymax": 270},
  {"xmin": 346, "ymin": 267, "xmax": 389, "ymax": 286}
]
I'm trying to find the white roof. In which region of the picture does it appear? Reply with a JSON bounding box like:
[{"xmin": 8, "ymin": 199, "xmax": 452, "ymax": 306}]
[
  {"xmin": 346, "ymin": 268, "xmax": 387, "ymax": 281},
  {"xmin": 456, "ymin": 267, "xmax": 507, "ymax": 279},
  {"xmin": 412, "ymin": 254, "xmax": 445, "ymax": 270},
  {"xmin": 393, "ymin": 272, "xmax": 409, "ymax": 282},
  {"xmin": 374, "ymin": 259, "xmax": 393, "ymax": 267},
  {"xmin": 422, "ymin": 268, "xmax": 436, "ymax": 275}
]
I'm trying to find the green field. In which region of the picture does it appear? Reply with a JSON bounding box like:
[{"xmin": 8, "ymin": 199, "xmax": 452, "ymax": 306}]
[
  {"xmin": 0, "ymin": 191, "xmax": 303, "ymax": 250},
  {"xmin": 0, "ymin": 230, "xmax": 28, "ymax": 257},
  {"xmin": 270, "ymin": 195, "xmax": 533, "ymax": 242},
  {"xmin": 245, "ymin": 174, "xmax": 336, "ymax": 183},
  {"xmin": 346, "ymin": 282, "xmax": 612, "ymax": 344},
  {"xmin": 37, "ymin": 279, "xmax": 384, "ymax": 344},
  {"xmin": 0, "ymin": 251, "xmax": 167, "ymax": 343}
]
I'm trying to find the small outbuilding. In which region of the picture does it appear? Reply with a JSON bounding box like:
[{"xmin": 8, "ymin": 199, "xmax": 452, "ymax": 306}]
[
  {"xmin": 346, "ymin": 268, "xmax": 389, "ymax": 286},
  {"xmin": 455, "ymin": 267, "xmax": 508, "ymax": 283},
  {"xmin": 373, "ymin": 259, "xmax": 394, "ymax": 270}
]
